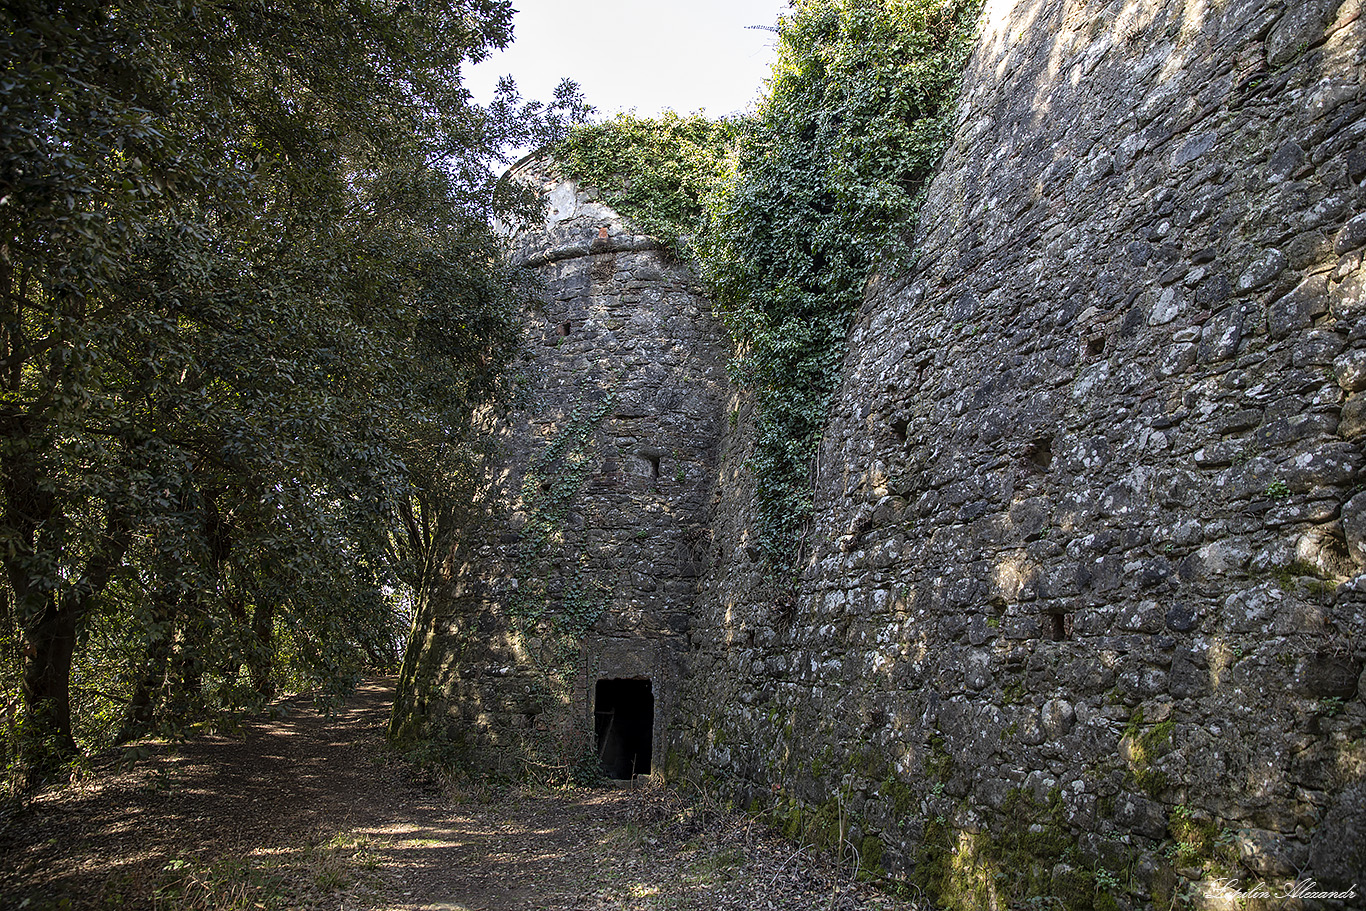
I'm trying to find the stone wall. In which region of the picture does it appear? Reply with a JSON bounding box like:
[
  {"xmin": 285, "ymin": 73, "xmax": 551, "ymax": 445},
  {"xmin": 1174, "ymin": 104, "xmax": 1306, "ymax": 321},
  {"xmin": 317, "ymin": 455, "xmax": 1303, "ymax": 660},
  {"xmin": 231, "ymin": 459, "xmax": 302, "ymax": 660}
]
[
  {"xmin": 673, "ymin": 0, "xmax": 1366, "ymax": 905},
  {"xmin": 394, "ymin": 158, "xmax": 727, "ymax": 776}
]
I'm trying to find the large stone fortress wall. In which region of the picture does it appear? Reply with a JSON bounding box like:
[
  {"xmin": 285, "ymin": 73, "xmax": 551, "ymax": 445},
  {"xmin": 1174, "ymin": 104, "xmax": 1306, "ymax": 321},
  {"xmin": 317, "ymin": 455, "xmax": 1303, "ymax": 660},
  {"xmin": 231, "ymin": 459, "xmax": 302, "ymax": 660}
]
[
  {"xmin": 674, "ymin": 0, "xmax": 1366, "ymax": 902},
  {"xmin": 395, "ymin": 157, "xmax": 727, "ymax": 775}
]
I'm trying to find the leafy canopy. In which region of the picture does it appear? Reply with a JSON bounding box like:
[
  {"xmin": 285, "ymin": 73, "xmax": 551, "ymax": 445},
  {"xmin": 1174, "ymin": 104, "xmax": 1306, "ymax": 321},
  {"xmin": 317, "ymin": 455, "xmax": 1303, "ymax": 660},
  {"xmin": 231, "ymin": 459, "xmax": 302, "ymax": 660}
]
[{"xmin": 0, "ymin": 0, "xmax": 581, "ymax": 780}]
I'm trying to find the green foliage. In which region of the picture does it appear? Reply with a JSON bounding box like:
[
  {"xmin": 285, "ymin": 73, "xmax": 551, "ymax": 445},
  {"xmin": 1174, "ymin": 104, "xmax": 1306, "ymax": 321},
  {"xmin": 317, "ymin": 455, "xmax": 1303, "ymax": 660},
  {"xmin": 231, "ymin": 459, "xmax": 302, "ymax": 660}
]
[
  {"xmin": 0, "ymin": 0, "xmax": 585, "ymax": 784},
  {"xmin": 913, "ymin": 789, "xmax": 1127, "ymax": 911},
  {"xmin": 554, "ymin": 112, "xmax": 737, "ymax": 258},
  {"xmin": 1164, "ymin": 805, "xmax": 1240, "ymax": 881},
  {"xmin": 701, "ymin": 0, "xmax": 981, "ymax": 564},
  {"xmin": 552, "ymin": 1, "xmax": 979, "ymax": 568}
]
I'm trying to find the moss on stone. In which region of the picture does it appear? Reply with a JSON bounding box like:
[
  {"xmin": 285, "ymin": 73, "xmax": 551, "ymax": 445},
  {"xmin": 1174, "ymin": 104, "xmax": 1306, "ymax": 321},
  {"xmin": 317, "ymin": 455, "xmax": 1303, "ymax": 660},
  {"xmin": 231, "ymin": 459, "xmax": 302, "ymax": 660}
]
[
  {"xmin": 852, "ymin": 745, "xmax": 888, "ymax": 780},
  {"xmin": 858, "ymin": 835, "xmax": 886, "ymax": 879},
  {"xmin": 912, "ymin": 788, "xmax": 1129, "ymax": 911},
  {"xmin": 882, "ymin": 776, "xmax": 917, "ymax": 817},
  {"xmin": 924, "ymin": 733, "xmax": 952, "ymax": 780},
  {"xmin": 1122, "ymin": 712, "xmax": 1175, "ymax": 798},
  {"xmin": 662, "ymin": 747, "xmax": 683, "ymax": 780},
  {"xmin": 804, "ymin": 797, "xmax": 843, "ymax": 850}
]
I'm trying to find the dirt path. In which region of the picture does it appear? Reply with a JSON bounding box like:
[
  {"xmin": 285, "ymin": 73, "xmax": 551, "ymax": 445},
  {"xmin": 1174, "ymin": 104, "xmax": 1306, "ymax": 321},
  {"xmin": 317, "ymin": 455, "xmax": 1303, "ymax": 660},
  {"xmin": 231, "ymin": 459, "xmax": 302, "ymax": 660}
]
[{"xmin": 0, "ymin": 680, "xmax": 926, "ymax": 911}]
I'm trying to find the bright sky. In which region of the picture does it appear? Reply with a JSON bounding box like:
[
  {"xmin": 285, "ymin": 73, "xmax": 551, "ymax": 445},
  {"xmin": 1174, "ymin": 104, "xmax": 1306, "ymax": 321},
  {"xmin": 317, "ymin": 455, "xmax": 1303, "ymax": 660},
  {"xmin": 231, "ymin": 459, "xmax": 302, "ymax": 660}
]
[{"xmin": 466, "ymin": 0, "xmax": 792, "ymax": 119}]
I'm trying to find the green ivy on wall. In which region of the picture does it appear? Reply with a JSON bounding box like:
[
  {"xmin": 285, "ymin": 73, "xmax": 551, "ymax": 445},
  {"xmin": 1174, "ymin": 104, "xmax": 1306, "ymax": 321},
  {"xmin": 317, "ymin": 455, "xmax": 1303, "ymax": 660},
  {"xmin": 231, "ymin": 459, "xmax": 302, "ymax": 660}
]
[
  {"xmin": 555, "ymin": 0, "xmax": 982, "ymax": 569},
  {"xmin": 553, "ymin": 112, "xmax": 736, "ymax": 259},
  {"xmin": 507, "ymin": 391, "xmax": 617, "ymax": 660}
]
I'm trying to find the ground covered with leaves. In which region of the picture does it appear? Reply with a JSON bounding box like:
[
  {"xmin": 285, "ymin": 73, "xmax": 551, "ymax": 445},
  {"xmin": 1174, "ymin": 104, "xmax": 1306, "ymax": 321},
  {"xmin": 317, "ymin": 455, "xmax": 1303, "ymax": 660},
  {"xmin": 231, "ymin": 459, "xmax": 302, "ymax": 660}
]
[{"xmin": 0, "ymin": 679, "xmax": 930, "ymax": 910}]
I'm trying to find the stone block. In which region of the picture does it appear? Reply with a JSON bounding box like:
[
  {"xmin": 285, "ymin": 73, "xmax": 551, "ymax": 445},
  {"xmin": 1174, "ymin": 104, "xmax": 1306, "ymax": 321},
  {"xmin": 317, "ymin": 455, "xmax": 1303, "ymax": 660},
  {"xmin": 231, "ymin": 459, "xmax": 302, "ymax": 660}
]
[
  {"xmin": 1293, "ymin": 328, "xmax": 1348, "ymax": 367},
  {"xmin": 1268, "ymin": 273, "xmax": 1331, "ymax": 338},
  {"xmin": 1113, "ymin": 793, "xmax": 1168, "ymax": 839},
  {"xmin": 1281, "ymin": 441, "xmax": 1361, "ymax": 490},
  {"xmin": 1337, "ymin": 212, "xmax": 1366, "ymax": 254},
  {"xmin": 1331, "ymin": 268, "xmax": 1366, "ymax": 321},
  {"xmin": 1334, "ymin": 347, "xmax": 1366, "ymax": 390},
  {"xmin": 1041, "ymin": 698, "xmax": 1076, "ymax": 739},
  {"xmin": 1237, "ymin": 248, "xmax": 1289, "ymax": 292},
  {"xmin": 1343, "ymin": 491, "xmax": 1366, "ymax": 563}
]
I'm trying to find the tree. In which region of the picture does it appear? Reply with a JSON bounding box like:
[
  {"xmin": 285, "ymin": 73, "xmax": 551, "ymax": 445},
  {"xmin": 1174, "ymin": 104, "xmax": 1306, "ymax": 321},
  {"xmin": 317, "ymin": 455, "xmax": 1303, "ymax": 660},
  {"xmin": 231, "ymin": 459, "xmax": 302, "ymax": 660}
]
[{"xmin": 1, "ymin": 0, "xmax": 582, "ymax": 784}]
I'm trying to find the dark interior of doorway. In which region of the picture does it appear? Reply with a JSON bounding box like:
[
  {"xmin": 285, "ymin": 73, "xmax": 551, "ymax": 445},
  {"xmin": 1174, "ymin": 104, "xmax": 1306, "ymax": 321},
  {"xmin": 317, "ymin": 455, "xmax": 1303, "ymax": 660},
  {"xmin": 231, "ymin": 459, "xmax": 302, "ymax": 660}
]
[{"xmin": 595, "ymin": 678, "xmax": 653, "ymax": 780}]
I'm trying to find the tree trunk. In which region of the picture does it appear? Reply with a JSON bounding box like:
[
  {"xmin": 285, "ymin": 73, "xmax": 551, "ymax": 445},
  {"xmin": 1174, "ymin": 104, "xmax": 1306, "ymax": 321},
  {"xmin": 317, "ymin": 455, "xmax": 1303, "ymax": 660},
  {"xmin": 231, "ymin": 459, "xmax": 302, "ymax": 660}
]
[
  {"xmin": 117, "ymin": 591, "xmax": 177, "ymax": 744},
  {"xmin": 19, "ymin": 603, "xmax": 80, "ymax": 779},
  {"xmin": 8, "ymin": 509, "xmax": 132, "ymax": 783},
  {"xmin": 165, "ymin": 602, "xmax": 209, "ymax": 726},
  {"xmin": 248, "ymin": 598, "xmax": 276, "ymax": 700}
]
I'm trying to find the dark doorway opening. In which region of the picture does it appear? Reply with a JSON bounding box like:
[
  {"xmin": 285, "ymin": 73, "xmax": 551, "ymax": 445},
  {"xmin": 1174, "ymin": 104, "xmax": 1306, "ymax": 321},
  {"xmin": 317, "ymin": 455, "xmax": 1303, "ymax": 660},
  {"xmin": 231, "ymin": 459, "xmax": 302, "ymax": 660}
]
[{"xmin": 595, "ymin": 678, "xmax": 653, "ymax": 780}]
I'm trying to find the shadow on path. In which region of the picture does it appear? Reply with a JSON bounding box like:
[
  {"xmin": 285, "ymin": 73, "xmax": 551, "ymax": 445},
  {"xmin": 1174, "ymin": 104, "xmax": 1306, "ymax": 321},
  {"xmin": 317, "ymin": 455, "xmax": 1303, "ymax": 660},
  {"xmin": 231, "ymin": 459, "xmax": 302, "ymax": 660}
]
[{"xmin": 0, "ymin": 679, "xmax": 920, "ymax": 911}]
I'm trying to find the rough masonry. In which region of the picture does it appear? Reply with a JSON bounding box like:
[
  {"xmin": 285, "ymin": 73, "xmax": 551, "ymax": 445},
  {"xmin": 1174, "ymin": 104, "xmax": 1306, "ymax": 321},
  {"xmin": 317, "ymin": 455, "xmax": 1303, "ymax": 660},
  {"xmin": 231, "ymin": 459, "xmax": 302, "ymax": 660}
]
[
  {"xmin": 395, "ymin": 157, "xmax": 726, "ymax": 777},
  {"xmin": 674, "ymin": 0, "xmax": 1366, "ymax": 906},
  {"xmin": 403, "ymin": 0, "xmax": 1366, "ymax": 906}
]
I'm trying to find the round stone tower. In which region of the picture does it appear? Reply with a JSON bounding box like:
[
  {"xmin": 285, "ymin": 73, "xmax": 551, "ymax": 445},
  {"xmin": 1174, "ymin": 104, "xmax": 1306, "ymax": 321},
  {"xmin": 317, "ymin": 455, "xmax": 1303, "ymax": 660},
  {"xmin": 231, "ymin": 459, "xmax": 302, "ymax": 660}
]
[{"xmin": 393, "ymin": 155, "xmax": 727, "ymax": 779}]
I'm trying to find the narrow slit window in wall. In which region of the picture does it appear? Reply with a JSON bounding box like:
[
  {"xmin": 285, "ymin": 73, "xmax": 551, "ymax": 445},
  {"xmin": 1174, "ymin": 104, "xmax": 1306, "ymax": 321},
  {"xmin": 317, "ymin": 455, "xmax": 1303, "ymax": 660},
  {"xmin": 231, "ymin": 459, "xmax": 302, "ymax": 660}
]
[
  {"xmin": 594, "ymin": 678, "xmax": 653, "ymax": 780},
  {"xmin": 1025, "ymin": 436, "xmax": 1053, "ymax": 472}
]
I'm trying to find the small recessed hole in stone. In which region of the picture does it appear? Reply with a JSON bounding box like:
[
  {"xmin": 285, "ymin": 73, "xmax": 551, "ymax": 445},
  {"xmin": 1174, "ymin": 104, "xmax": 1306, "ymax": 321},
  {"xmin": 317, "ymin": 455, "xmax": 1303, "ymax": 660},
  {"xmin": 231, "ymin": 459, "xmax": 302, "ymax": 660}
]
[
  {"xmin": 558, "ymin": 322, "xmax": 571, "ymax": 337},
  {"xmin": 1025, "ymin": 436, "xmax": 1053, "ymax": 472},
  {"xmin": 1086, "ymin": 336, "xmax": 1105, "ymax": 357},
  {"xmin": 637, "ymin": 452, "xmax": 661, "ymax": 482},
  {"xmin": 891, "ymin": 417, "xmax": 908, "ymax": 443},
  {"xmin": 595, "ymin": 678, "xmax": 653, "ymax": 780},
  {"xmin": 1050, "ymin": 613, "xmax": 1068, "ymax": 642}
]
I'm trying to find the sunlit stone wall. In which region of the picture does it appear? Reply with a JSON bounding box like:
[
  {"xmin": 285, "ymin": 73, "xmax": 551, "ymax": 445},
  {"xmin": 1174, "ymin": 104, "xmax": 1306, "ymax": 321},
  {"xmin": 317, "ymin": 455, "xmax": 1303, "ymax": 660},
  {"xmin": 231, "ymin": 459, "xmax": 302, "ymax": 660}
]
[
  {"xmin": 673, "ymin": 0, "xmax": 1366, "ymax": 903},
  {"xmin": 395, "ymin": 157, "xmax": 726, "ymax": 777}
]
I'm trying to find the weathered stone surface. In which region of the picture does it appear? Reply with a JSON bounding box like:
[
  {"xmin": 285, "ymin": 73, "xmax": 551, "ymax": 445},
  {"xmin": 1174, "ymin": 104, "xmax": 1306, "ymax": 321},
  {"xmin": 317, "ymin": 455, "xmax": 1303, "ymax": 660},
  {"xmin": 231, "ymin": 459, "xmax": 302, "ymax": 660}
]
[
  {"xmin": 669, "ymin": 0, "xmax": 1366, "ymax": 897},
  {"xmin": 1237, "ymin": 248, "xmax": 1288, "ymax": 293},
  {"xmin": 1308, "ymin": 783, "xmax": 1366, "ymax": 891},
  {"xmin": 1339, "ymin": 394, "xmax": 1366, "ymax": 440},
  {"xmin": 1337, "ymin": 212, "xmax": 1366, "ymax": 255},
  {"xmin": 1235, "ymin": 828, "xmax": 1307, "ymax": 878},
  {"xmin": 1265, "ymin": 0, "xmax": 1339, "ymax": 66},
  {"xmin": 1112, "ymin": 794, "xmax": 1168, "ymax": 840},
  {"xmin": 397, "ymin": 160, "xmax": 727, "ymax": 774},
  {"xmin": 1333, "ymin": 268, "xmax": 1366, "ymax": 320},
  {"xmin": 1296, "ymin": 651, "xmax": 1362, "ymax": 698},
  {"xmin": 1269, "ymin": 273, "xmax": 1331, "ymax": 339},
  {"xmin": 1341, "ymin": 348, "xmax": 1366, "ymax": 391},
  {"xmin": 404, "ymin": 0, "xmax": 1366, "ymax": 898}
]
